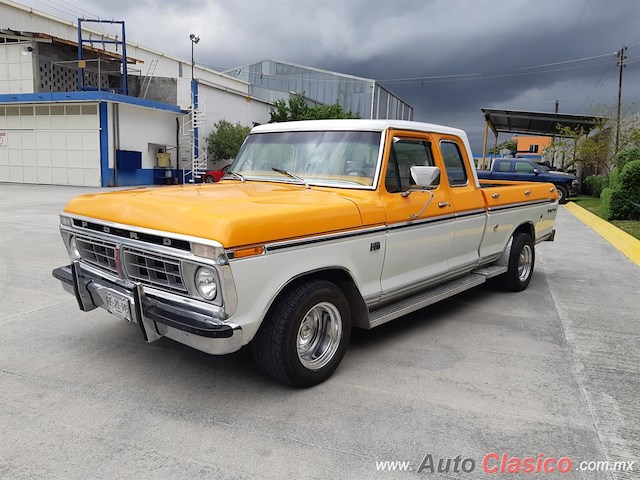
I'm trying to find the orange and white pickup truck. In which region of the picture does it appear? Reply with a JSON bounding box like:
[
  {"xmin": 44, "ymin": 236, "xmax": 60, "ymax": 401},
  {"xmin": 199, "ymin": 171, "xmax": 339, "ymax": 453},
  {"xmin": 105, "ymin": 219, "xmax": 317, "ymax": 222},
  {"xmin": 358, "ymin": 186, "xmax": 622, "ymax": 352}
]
[{"xmin": 53, "ymin": 120, "xmax": 558, "ymax": 386}]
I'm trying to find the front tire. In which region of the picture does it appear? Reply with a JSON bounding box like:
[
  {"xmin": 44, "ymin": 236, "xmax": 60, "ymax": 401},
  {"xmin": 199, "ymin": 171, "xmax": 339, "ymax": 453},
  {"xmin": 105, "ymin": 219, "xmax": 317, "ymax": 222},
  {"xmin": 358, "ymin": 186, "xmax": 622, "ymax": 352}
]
[
  {"xmin": 204, "ymin": 175, "xmax": 215, "ymax": 183},
  {"xmin": 252, "ymin": 279, "xmax": 351, "ymax": 387},
  {"xmin": 498, "ymin": 233, "xmax": 535, "ymax": 292},
  {"xmin": 556, "ymin": 185, "xmax": 569, "ymax": 204}
]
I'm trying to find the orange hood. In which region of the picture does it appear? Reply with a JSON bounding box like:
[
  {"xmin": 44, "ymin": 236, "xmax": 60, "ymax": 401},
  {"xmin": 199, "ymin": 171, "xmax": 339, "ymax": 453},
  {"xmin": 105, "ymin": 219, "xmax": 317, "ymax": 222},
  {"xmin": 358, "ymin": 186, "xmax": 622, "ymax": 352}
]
[{"xmin": 64, "ymin": 182, "xmax": 380, "ymax": 248}]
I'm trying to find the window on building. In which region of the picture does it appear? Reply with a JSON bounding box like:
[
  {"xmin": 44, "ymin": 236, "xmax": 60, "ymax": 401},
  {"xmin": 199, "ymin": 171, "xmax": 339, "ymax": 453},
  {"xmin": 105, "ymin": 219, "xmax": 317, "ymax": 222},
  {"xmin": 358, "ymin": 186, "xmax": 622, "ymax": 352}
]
[{"xmin": 528, "ymin": 144, "xmax": 539, "ymax": 153}]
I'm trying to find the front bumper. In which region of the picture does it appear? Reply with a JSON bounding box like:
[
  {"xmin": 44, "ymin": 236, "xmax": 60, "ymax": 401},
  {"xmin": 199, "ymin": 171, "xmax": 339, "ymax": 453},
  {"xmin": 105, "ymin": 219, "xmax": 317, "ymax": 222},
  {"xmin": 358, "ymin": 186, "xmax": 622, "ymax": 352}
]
[{"xmin": 52, "ymin": 262, "xmax": 243, "ymax": 355}]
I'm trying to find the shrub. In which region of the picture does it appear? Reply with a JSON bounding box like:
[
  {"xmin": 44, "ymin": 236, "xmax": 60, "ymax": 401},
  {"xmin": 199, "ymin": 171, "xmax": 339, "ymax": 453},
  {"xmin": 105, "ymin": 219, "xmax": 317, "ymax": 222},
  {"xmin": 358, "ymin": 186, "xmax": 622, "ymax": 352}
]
[
  {"xmin": 601, "ymin": 160, "xmax": 640, "ymax": 220},
  {"xmin": 608, "ymin": 167, "xmax": 621, "ymax": 189},
  {"xmin": 584, "ymin": 175, "xmax": 608, "ymax": 197},
  {"xmin": 614, "ymin": 146, "xmax": 640, "ymax": 170}
]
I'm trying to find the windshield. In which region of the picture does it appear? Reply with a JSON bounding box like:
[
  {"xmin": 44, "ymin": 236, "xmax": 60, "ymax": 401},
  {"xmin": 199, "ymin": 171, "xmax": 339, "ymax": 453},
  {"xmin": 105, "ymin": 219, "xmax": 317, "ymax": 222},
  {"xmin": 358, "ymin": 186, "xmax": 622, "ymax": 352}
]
[{"xmin": 229, "ymin": 130, "xmax": 382, "ymax": 188}]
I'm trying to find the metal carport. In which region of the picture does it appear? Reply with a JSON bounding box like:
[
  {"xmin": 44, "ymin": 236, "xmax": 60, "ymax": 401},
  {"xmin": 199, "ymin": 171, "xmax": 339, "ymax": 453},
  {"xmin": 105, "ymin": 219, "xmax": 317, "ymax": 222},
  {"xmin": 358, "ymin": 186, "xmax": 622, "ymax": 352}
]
[{"xmin": 480, "ymin": 108, "xmax": 605, "ymax": 168}]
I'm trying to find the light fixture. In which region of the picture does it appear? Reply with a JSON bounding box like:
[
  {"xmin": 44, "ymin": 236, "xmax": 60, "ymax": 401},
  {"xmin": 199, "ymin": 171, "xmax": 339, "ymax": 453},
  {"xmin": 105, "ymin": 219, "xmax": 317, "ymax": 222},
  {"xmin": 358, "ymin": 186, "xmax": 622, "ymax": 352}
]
[
  {"xmin": 189, "ymin": 34, "xmax": 200, "ymax": 81},
  {"xmin": 21, "ymin": 46, "xmax": 33, "ymax": 56}
]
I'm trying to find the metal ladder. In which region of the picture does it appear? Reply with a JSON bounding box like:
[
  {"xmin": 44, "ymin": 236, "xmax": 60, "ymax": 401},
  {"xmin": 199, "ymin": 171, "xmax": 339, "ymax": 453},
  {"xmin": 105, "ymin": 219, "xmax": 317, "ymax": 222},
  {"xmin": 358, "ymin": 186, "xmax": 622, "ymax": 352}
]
[{"xmin": 139, "ymin": 58, "xmax": 159, "ymax": 99}]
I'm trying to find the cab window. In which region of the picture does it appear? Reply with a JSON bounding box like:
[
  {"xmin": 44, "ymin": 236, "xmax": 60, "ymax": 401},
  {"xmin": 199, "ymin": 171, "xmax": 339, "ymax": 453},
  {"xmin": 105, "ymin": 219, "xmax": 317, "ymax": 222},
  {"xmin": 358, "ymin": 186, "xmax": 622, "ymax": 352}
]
[
  {"xmin": 515, "ymin": 161, "xmax": 535, "ymax": 173},
  {"xmin": 440, "ymin": 141, "xmax": 468, "ymax": 186},
  {"xmin": 385, "ymin": 139, "xmax": 435, "ymax": 193}
]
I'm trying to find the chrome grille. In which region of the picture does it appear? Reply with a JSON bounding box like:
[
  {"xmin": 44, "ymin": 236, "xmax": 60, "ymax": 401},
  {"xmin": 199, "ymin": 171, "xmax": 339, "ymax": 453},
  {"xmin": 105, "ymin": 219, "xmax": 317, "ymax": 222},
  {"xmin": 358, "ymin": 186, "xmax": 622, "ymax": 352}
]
[
  {"xmin": 122, "ymin": 248, "xmax": 187, "ymax": 293},
  {"xmin": 76, "ymin": 237, "xmax": 118, "ymax": 274}
]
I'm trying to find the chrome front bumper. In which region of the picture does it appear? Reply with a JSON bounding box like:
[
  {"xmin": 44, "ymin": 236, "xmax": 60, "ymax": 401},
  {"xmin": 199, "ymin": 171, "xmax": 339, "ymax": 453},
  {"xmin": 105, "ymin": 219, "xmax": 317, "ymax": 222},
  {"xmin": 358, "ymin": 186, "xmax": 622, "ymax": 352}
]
[{"xmin": 52, "ymin": 262, "xmax": 243, "ymax": 355}]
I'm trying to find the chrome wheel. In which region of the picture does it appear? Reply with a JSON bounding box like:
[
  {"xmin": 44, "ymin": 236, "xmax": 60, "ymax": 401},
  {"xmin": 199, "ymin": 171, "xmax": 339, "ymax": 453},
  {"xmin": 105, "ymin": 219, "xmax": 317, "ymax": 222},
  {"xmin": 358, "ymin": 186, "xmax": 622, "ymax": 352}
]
[
  {"xmin": 204, "ymin": 176, "xmax": 215, "ymax": 183},
  {"xmin": 297, "ymin": 301, "xmax": 343, "ymax": 371},
  {"xmin": 517, "ymin": 244, "xmax": 533, "ymax": 282}
]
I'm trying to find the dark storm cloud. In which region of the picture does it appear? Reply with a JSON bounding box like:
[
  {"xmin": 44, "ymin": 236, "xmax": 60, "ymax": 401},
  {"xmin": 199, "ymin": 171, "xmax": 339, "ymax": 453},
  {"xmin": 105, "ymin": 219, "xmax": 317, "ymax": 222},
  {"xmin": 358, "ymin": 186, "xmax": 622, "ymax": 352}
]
[{"xmin": 15, "ymin": 0, "xmax": 640, "ymax": 149}]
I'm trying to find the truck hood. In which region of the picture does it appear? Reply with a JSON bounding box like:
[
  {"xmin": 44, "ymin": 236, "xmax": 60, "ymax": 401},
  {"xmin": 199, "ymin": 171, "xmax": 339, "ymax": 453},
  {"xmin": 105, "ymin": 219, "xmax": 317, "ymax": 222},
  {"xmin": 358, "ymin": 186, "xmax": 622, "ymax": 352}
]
[
  {"xmin": 548, "ymin": 170, "xmax": 578, "ymax": 180},
  {"xmin": 64, "ymin": 182, "xmax": 370, "ymax": 248}
]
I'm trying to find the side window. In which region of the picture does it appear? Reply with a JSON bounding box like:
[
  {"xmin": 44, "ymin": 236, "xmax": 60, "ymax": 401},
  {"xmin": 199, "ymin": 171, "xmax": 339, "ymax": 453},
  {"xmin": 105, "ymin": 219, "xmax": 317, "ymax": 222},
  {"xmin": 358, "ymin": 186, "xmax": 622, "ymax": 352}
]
[
  {"xmin": 515, "ymin": 161, "xmax": 535, "ymax": 173},
  {"xmin": 496, "ymin": 161, "xmax": 511, "ymax": 172},
  {"xmin": 385, "ymin": 139, "xmax": 435, "ymax": 193},
  {"xmin": 440, "ymin": 141, "xmax": 468, "ymax": 186}
]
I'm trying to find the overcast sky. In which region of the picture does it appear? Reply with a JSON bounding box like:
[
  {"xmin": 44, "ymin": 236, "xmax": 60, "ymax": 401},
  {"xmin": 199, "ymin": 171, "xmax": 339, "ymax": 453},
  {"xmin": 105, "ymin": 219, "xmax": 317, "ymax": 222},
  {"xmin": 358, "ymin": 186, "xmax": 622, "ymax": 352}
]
[{"xmin": 15, "ymin": 0, "xmax": 640, "ymax": 150}]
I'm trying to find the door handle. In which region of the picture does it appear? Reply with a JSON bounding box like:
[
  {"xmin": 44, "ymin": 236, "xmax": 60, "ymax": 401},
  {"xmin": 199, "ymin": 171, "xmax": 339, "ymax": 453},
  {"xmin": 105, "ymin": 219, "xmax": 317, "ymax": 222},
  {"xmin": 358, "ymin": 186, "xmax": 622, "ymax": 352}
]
[{"xmin": 438, "ymin": 202, "xmax": 450, "ymax": 208}]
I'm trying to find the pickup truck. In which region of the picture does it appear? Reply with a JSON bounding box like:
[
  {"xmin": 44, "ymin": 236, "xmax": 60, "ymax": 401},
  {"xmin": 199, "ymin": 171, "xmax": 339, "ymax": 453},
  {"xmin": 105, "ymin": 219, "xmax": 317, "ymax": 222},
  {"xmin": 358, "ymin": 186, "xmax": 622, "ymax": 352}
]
[
  {"xmin": 52, "ymin": 120, "xmax": 558, "ymax": 387},
  {"xmin": 476, "ymin": 158, "xmax": 580, "ymax": 204}
]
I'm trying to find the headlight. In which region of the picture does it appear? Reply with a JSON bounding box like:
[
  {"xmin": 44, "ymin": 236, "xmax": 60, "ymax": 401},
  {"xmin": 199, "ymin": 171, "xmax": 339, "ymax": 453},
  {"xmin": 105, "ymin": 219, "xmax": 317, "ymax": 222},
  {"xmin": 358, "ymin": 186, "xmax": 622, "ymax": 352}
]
[
  {"xmin": 69, "ymin": 236, "xmax": 81, "ymax": 259},
  {"xmin": 572, "ymin": 179, "xmax": 580, "ymax": 186},
  {"xmin": 195, "ymin": 266, "xmax": 217, "ymax": 300}
]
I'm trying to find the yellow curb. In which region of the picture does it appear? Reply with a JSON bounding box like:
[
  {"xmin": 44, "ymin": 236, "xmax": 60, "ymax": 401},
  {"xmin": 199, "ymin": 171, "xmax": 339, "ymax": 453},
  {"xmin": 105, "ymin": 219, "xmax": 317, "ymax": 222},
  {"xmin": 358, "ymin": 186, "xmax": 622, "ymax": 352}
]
[{"xmin": 565, "ymin": 202, "xmax": 640, "ymax": 267}]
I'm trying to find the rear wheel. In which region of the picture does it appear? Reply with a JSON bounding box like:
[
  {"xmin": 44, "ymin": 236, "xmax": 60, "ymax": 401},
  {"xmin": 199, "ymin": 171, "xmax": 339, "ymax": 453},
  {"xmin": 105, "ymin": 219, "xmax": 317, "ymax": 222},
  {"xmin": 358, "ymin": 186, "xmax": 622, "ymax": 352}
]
[
  {"xmin": 498, "ymin": 233, "xmax": 535, "ymax": 292},
  {"xmin": 556, "ymin": 185, "xmax": 569, "ymax": 204},
  {"xmin": 252, "ymin": 279, "xmax": 351, "ymax": 387}
]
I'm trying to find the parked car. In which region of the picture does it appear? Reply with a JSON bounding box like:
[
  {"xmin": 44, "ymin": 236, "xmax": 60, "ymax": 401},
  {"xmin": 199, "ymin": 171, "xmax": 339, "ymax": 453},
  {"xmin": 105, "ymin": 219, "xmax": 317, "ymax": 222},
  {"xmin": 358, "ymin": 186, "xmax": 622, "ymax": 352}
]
[
  {"xmin": 476, "ymin": 158, "xmax": 579, "ymax": 204},
  {"xmin": 202, "ymin": 164, "xmax": 231, "ymax": 183}
]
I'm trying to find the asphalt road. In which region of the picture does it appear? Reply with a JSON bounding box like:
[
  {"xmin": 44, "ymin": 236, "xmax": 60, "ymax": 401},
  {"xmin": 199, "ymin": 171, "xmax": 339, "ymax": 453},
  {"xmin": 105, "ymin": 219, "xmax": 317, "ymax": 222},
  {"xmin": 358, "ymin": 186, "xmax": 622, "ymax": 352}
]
[{"xmin": 0, "ymin": 184, "xmax": 638, "ymax": 479}]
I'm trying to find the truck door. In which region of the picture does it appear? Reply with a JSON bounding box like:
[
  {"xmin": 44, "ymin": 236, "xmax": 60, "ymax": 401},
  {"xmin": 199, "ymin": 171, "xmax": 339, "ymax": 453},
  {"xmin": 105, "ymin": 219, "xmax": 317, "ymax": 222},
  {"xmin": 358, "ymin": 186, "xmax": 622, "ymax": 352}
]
[
  {"xmin": 438, "ymin": 138, "xmax": 486, "ymax": 272},
  {"xmin": 379, "ymin": 132, "xmax": 455, "ymax": 297}
]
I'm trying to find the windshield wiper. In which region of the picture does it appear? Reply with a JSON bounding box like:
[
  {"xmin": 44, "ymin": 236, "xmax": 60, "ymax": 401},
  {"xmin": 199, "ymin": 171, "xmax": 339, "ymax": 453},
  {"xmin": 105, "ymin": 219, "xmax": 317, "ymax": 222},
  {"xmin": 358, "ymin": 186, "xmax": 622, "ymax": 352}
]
[
  {"xmin": 226, "ymin": 170, "xmax": 246, "ymax": 182},
  {"xmin": 271, "ymin": 167, "xmax": 310, "ymax": 189}
]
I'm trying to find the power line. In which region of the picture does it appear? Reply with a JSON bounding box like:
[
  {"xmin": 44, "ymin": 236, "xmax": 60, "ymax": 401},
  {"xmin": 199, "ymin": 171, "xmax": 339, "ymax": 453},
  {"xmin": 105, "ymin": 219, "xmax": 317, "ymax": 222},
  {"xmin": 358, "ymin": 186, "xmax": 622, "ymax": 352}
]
[{"xmin": 515, "ymin": 52, "xmax": 616, "ymax": 70}]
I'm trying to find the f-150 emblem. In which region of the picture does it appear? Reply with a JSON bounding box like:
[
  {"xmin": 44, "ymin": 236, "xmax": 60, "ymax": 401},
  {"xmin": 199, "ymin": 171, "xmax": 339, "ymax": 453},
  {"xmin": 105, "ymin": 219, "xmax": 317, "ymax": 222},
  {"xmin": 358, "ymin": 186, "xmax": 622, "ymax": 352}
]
[{"xmin": 370, "ymin": 241, "xmax": 381, "ymax": 252}]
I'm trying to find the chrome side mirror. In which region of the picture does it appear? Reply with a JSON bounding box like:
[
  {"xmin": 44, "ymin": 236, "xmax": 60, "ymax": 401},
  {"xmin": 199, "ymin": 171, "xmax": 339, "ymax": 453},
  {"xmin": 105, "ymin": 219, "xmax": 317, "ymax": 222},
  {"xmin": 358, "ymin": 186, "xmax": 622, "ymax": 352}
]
[{"xmin": 410, "ymin": 166, "xmax": 440, "ymax": 187}]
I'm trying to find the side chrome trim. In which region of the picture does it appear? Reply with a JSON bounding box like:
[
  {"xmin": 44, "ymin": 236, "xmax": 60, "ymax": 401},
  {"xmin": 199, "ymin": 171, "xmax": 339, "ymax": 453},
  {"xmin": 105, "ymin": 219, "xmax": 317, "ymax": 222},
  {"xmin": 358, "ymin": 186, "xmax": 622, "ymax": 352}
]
[
  {"xmin": 487, "ymin": 199, "xmax": 554, "ymax": 212},
  {"xmin": 263, "ymin": 225, "xmax": 387, "ymax": 253}
]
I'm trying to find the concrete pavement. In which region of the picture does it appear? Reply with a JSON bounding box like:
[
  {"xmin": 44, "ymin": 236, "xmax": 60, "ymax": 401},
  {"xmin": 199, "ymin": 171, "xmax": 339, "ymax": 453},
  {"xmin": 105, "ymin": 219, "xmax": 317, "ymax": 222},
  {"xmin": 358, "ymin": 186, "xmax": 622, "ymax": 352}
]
[{"xmin": 0, "ymin": 183, "xmax": 638, "ymax": 479}]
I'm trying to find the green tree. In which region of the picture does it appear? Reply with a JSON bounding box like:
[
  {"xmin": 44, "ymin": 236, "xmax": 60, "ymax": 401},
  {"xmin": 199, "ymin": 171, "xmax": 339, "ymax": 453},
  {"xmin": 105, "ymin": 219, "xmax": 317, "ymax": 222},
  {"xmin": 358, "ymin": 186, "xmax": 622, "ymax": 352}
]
[
  {"xmin": 205, "ymin": 120, "xmax": 251, "ymax": 161},
  {"xmin": 488, "ymin": 139, "xmax": 517, "ymax": 155},
  {"xmin": 269, "ymin": 92, "xmax": 360, "ymax": 122}
]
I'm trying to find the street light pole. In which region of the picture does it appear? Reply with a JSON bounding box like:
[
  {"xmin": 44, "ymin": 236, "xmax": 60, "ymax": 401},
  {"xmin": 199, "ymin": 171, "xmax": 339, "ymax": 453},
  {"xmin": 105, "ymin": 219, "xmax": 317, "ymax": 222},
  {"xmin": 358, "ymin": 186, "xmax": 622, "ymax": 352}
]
[{"xmin": 189, "ymin": 33, "xmax": 200, "ymax": 81}]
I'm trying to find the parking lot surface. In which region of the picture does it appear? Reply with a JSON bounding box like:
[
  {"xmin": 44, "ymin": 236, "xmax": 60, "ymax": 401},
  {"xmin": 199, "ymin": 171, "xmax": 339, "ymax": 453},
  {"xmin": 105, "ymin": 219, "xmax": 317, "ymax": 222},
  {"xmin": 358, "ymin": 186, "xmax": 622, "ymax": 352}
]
[{"xmin": 1, "ymin": 184, "xmax": 638, "ymax": 479}]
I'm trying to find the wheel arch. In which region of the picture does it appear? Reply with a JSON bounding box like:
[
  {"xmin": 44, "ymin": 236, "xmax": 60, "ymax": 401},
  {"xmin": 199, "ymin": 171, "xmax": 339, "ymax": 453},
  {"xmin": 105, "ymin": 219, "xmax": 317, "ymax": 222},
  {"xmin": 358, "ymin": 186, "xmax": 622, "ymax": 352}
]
[
  {"xmin": 260, "ymin": 267, "xmax": 369, "ymax": 333},
  {"xmin": 512, "ymin": 221, "xmax": 535, "ymax": 241}
]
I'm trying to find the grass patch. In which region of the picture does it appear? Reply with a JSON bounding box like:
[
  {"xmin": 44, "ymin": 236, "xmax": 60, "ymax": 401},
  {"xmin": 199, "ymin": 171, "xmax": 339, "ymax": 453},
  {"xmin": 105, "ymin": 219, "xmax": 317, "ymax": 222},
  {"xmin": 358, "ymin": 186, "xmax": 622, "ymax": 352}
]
[{"xmin": 572, "ymin": 195, "xmax": 640, "ymax": 240}]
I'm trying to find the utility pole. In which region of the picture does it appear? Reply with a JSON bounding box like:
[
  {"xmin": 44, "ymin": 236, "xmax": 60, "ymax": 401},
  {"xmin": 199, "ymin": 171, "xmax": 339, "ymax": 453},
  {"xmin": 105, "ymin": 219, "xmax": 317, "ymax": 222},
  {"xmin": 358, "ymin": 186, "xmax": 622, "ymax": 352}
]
[
  {"xmin": 554, "ymin": 99, "xmax": 559, "ymax": 114},
  {"xmin": 615, "ymin": 46, "xmax": 627, "ymax": 154}
]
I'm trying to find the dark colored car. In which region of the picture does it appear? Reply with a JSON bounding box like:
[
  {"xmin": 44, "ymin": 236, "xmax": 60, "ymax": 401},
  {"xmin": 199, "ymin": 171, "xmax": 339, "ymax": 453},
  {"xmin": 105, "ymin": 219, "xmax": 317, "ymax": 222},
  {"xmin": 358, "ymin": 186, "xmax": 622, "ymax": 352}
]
[
  {"xmin": 477, "ymin": 158, "xmax": 579, "ymax": 204},
  {"xmin": 202, "ymin": 164, "xmax": 231, "ymax": 183}
]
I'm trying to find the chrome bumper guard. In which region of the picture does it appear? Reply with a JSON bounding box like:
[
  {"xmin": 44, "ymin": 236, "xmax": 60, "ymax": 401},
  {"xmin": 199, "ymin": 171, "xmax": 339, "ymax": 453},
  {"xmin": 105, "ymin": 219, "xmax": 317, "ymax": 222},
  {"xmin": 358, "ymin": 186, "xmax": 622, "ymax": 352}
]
[{"xmin": 52, "ymin": 262, "xmax": 243, "ymax": 355}]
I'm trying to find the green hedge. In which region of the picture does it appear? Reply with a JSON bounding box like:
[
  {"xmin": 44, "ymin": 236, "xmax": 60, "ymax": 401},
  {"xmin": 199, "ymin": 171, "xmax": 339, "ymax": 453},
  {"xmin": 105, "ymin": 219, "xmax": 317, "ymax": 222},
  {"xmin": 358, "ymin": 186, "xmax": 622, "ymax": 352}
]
[{"xmin": 601, "ymin": 160, "xmax": 640, "ymax": 220}]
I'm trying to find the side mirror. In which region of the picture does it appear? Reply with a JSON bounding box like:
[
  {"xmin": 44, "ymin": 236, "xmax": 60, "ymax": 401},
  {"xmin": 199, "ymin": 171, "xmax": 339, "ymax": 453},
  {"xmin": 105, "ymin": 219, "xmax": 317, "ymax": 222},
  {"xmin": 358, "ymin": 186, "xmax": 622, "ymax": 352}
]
[
  {"xmin": 410, "ymin": 166, "xmax": 440, "ymax": 187},
  {"xmin": 533, "ymin": 168, "xmax": 540, "ymax": 175}
]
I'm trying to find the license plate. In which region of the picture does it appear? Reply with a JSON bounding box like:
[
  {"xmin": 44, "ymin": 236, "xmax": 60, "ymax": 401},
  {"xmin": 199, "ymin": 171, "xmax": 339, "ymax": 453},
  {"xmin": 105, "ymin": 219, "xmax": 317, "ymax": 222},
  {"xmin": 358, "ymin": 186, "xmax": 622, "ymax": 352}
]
[{"xmin": 105, "ymin": 290, "xmax": 132, "ymax": 322}]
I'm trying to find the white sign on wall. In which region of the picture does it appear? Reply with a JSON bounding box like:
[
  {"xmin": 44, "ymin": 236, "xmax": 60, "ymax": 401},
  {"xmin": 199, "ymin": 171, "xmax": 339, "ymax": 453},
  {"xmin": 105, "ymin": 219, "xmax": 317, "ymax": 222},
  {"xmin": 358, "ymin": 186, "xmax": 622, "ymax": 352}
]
[{"xmin": 0, "ymin": 132, "xmax": 6, "ymax": 148}]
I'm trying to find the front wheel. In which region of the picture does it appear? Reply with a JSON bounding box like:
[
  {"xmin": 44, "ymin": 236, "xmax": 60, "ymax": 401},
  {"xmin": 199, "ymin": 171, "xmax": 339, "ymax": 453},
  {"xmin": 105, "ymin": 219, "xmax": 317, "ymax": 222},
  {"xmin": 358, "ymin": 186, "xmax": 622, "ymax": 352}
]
[
  {"xmin": 497, "ymin": 233, "xmax": 535, "ymax": 292},
  {"xmin": 556, "ymin": 185, "xmax": 569, "ymax": 204},
  {"xmin": 203, "ymin": 175, "xmax": 215, "ymax": 183},
  {"xmin": 252, "ymin": 279, "xmax": 351, "ymax": 387}
]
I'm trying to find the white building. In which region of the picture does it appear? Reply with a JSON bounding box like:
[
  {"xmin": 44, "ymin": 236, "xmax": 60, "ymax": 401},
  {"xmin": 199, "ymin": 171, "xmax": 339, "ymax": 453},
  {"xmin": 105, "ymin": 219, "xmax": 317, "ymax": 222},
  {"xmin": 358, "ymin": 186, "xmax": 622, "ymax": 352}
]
[{"xmin": 0, "ymin": 0, "xmax": 272, "ymax": 187}]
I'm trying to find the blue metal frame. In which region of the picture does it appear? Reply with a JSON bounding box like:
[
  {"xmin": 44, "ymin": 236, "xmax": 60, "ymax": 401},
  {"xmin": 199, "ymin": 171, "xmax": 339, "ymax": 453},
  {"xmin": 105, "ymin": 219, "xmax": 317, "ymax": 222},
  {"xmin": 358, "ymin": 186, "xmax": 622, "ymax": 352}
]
[
  {"xmin": 0, "ymin": 91, "xmax": 183, "ymax": 113},
  {"xmin": 77, "ymin": 19, "xmax": 128, "ymax": 95},
  {"xmin": 99, "ymin": 102, "xmax": 110, "ymax": 187}
]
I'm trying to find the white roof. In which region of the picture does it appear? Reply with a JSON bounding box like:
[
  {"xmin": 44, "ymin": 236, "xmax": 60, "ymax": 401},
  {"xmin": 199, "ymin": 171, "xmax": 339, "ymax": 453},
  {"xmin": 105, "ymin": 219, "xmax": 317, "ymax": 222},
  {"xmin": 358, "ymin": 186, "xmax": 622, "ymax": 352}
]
[{"xmin": 252, "ymin": 119, "xmax": 466, "ymax": 137}]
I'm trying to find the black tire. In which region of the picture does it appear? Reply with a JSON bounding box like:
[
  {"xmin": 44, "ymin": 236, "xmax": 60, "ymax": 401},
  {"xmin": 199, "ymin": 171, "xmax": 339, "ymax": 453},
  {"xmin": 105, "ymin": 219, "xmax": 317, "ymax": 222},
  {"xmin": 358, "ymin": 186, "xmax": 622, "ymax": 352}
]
[
  {"xmin": 204, "ymin": 175, "xmax": 215, "ymax": 183},
  {"xmin": 498, "ymin": 233, "xmax": 535, "ymax": 292},
  {"xmin": 251, "ymin": 279, "xmax": 351, "ymax": 387},
  {"xmin": 556, "ymin": 185, "xmax": 569, "ymax": 204}
]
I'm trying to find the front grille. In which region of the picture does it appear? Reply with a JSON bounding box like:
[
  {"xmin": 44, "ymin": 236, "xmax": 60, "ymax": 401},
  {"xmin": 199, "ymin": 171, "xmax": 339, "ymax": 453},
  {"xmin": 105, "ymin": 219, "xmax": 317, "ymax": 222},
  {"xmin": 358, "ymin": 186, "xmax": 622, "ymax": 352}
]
[
  {"xmin": 76, "ymin": 237, "xmax": 118, "ymax": 274},
  {"xmin": 123, "ymin": 248, "xmax": 187, "ymax": 293}
]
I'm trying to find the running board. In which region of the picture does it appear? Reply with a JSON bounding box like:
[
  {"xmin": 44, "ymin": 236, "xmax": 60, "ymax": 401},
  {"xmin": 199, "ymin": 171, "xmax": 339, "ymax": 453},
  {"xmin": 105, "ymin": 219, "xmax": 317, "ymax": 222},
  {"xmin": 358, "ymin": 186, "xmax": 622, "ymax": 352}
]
[{"xmin": 368, "ymin": 266, "xmax": 507, "ymax": 329}]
